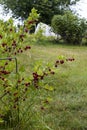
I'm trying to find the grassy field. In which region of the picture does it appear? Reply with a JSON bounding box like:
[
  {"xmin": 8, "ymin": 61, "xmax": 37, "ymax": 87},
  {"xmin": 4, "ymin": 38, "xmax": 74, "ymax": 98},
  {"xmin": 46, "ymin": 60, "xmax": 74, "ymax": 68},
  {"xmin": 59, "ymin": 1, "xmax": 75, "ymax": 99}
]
[
  {"xmin": 1, "ymin": 40, "xmax": 87, "ymax": 130},
  {"xmin": 17, "ymin": 41, "xmax": 87, "ymax": 130}
]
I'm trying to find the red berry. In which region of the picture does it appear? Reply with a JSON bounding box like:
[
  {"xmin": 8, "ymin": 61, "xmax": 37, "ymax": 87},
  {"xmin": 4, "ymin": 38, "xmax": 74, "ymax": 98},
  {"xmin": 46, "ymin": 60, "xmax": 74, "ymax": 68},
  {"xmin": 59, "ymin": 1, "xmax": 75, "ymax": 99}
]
[
  {"xmin": 25, "ymin": 28, "xmax": 28, "ymax": 33},
  {"xmin": 50, "ymin": 71, "xmax": 55, "ymax": 75},
  {"xmin": 41, "ymin": 106, "xmax": 44, "ymax": 110},
  {"xmin": 13, "ymin": 92, "xmax": 18, "ymax": 96},
  {"xmin": 55, "ymin": 64, "xmax": 57, "ymax": 67},
  {"xmin": 10, "ymin": 28, "xmax": 13, "ymax": 32},
  {"xmin": 60, "ymin": 60, "xmax": 64, "ymax": 64},
  {"xmin": 49, "ymin": 68, "xmax": 51, "ymax": 71},
  {"xmin": 2, "ymin": 43, "xmax": 7, "ymax": 47},
  {"xmin": 5, "ymin": 62, "xmax": 8, "ymax": 66},
  {"xmin": 18, "ymin": 80, "xmax": 21, "ymax": 83},
  {"xmin": 56, "ymin": 60, "xmax": 59, "ymax": 63},
  {"xmin": 13, "ymin": 105, "xmax": 17, "ymax": 109}
]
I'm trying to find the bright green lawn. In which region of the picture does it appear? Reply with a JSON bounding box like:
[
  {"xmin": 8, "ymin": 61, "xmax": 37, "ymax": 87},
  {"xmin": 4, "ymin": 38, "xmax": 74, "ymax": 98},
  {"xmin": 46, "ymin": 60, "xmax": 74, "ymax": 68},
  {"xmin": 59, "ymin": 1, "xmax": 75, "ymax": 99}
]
[{"xmin": 17, "ymin": 42, "xmax": 87, "ymax": 130}]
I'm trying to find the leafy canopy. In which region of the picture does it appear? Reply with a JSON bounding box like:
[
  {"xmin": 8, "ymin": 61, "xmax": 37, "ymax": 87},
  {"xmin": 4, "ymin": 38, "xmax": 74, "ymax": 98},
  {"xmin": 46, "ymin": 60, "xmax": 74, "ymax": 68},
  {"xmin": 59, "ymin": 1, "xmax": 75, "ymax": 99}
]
[{"xmin": 1, "ymin": 0, "xmax": 80, "ymax": 24}]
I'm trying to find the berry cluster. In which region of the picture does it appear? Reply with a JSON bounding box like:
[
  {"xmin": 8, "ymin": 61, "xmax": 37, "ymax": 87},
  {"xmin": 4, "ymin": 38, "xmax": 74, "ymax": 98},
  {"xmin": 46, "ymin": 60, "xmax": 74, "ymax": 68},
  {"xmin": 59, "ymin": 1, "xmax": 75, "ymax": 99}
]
[
  {"xmin": 12, "ymin": 40, "xmax": 16, "ymax": 47},
  {"xmin": 0, "ymin": 70, "xmax": 10, "ymax": 75},
  {"xmin": 0, "ymin": 61, "xmax": 10, "ymax": 76},
  {"xmin": 24, "ymin": 28, "xmax": 29, "ymax": 33},
  {"xmin": 66, "ymin": 58, "xmax": 75, "ymax": 61},
  {"xmin": 55, "ymin": 58, "xmax": 75, "ymax": 67},
  {"xmin": 19, "ymin": 34, "xmax": 25, "ymax": 41},
  {"xmin": 1, "ymin": 38, "xmax": 31, "ymax": 55},
  {"xmin": 0, "ymin": 10, "xmax": 40, "ymax": 121},
  {"xmin": 24, "ymin": 46, "xmax": 31, "ymax": 51},
  {"xmin": 32, "ymin": 67, "xmax": 55, "ymax": 89},
  {"xmin": 0, "ymin": 20, "xmax": 32, "ymax": 55},
  {"xmin": 0, "ymin": 60, "xmax": 13, "ymax": 94}
]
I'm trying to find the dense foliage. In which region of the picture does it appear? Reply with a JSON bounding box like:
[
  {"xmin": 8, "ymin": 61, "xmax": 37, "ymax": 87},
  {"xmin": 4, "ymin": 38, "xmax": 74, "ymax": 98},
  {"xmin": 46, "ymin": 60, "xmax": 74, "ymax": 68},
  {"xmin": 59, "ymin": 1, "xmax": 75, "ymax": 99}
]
[
  {"xmin": 1, "ymin": 0, "xmax": 80, "ymax": 24},
  {"xmin": 51, "ymin": 11, "xmax": 87, "ymax": 44},
  {"xmin": 0, "ymin": 8, "xmax": 40, "ymax": 128}
]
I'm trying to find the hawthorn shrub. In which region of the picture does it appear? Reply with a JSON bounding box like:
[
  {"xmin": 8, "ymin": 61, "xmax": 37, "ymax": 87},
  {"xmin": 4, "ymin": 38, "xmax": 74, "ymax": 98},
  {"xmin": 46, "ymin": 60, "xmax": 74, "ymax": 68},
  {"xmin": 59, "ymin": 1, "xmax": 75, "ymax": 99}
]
[{"xmin": 0, "ymin": 8, "xmax": 75, "ymax": 129}]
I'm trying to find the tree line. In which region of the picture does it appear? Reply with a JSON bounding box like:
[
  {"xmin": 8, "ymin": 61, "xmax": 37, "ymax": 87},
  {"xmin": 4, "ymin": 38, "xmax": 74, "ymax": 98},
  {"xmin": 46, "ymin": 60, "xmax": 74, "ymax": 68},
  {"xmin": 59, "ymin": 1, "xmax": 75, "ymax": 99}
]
[
  {"xmin": 1, "ymin": 0, "xmax": 79, "ymax": 24},
  {"xmin": 1, "ymin": 0, "xmax": 87, "ymax": 45}
]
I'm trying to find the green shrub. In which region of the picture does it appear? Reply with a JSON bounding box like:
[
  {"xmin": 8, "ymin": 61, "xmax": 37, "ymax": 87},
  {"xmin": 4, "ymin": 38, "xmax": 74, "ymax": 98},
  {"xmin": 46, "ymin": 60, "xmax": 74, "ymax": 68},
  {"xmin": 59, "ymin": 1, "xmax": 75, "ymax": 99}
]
[{"xmin": 51, "ymin": 11, "xmax": 87, "ymax": 45}]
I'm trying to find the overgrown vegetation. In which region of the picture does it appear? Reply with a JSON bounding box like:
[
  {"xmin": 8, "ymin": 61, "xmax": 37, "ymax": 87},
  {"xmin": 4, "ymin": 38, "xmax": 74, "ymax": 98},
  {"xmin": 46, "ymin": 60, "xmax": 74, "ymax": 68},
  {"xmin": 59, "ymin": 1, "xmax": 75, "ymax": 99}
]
[{"xmin": 0, "ymin": 2, "xmax": 87, "ymax": 129}]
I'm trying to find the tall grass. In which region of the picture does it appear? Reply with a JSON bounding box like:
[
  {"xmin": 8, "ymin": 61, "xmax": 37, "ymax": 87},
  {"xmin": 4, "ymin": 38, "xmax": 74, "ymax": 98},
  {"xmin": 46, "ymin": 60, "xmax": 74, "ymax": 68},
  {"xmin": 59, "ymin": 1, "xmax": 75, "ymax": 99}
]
[
  {"xmin": 16, "ymin": 39, "xmax": 87, "ymax": 130},
  {"xmin": 1, "ymin": 38, "xmax": 87, "ymax": 130}
]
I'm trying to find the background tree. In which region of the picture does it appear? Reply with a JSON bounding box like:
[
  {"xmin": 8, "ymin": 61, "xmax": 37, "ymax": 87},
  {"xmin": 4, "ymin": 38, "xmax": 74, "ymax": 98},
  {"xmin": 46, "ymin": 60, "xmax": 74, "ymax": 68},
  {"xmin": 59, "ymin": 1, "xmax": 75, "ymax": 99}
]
[
  {"xmin": 51, "ymin": 11, "xmax": 87, "ymax": 44},
  {"xmin": 1, "ymin": 0, "xmax": 80, "ymax": 24}
]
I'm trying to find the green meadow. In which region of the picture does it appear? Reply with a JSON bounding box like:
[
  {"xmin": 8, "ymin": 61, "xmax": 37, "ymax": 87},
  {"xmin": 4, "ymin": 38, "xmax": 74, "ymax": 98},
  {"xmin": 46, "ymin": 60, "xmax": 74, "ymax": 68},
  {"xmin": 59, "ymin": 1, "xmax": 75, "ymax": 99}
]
[{"xmin": 17, "ymin": 40, "xmax": 87, "ymax": 130}]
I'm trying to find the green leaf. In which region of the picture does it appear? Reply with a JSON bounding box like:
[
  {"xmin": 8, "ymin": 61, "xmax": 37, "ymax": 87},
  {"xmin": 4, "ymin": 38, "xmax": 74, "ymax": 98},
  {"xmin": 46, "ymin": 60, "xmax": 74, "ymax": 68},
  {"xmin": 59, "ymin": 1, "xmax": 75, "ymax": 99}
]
[
  {"xmin": 0, "ymin": 118, "xmax": 4, "ymax": 123},
  {"xmin": 47, "ymin": 97, "xmax": 53, "ymax": 102},
  {"xmin": 44, "ymin": 84, "xmax": 54, "ymax": 91},
  {"xmin": 57, "ymin": 55, "xmax": 65, "ymax": 60}
]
